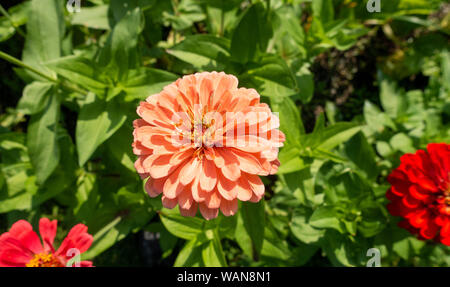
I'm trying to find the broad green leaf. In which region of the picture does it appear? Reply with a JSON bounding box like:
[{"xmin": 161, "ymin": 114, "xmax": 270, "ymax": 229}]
[
  {"xmin": 363, "ymin": 100, "xmax": 396, "ymax": 133},
  {"xmin": 312, "ymin": 0, "xmax": 334, "ymax": 24},
  {"xmin": 202, "ymin": 232, "xmax": 227, "ymax": 267},
  {"xmin": 235, "ymin": 200, "xmax": 265, "ymax": 258},
  {"xmin": 241, "ymin": 55, "xmax": 297, "ymax": 99},
  {"xmin": 344, "ymin": 132, "xmax": 378, "ymax": 180},
  {"xmin": 98, "ymin": 7, "xmax": 143, "ymax": 81},
  {"xmin": 22, "ymin": 0, "xmax": 64, "ymax": 78},
  {"xmin": 27, "ymin": 92, "xmax": 60, "ymax": 185},
  {"xmin": 0, "ymin": 162, "xmax": 37, "ymax": 213},
  {"xmin": 291, "ymin": 209, "xmax": 325, "ymax": 244},
  {"xmin": 122, "ymin": 67, "xmax": 178, "ymax": 101},
  {"xmin": 380, "ymin": 79, "xmax": 407, "ymax": 118},
  {"xmin": 295, "ymin": 64, "xmax": 314, "ymax": 103},
  {"xmin": 74, "ymin": 172, "xmax": 99, "ymax": 220},
  {"xmin": 271, "ymin": 5, "xmax": 306, "ymax": 60},
  {"xmin": 76, "ymin": 93, "xmax": 127, "ymax": 166},
  {"xmin": 71, "ymin": 5, "xmax": 110, "ymax": 30},
  {"xmin": 303, "ymin": 122, "xmax": 361, "ymax": 151},
  {"xmin": 167, "ymin": 35, "xmax": 231, "ymax": 71},
  {"xmin": 160, "ymin": 207, "xmax": 204, "ymax": 240},
  {"xmin": 106, "ymin": 125, "xmax": 135, "ymax": 172},
  {"xmin": 321, "ymin": 230, "xmax": 369, "ymax": 266},
  {"xmin": 261, "ymin": 226, "xmax": 292, "ymax": 261},
  {"xmin": 271, "ymin": 96, "xmax": 303, "ymax": 146},
  {"xmin": 203, "ymin": 1, "xmax": 240, "ymax": 36},
  {"xmin": 309, "ymin": 206, "xmax": 344, "ymax": 233},
  {"xmin": 174, "ymin": 237, "xmax": 205, "ymax": 267},
  {"xmin": 277, "ymin": 146, "xmax": 304, "ymax": 174},
  {"xmin": 230, "ymin": 3, "xmax": 272, "ymax": 63},
  {"xmin": 390, "ymin": 133, "xmax": 415, "ymax": 153},
  {"xmin": 46, "ymin": 56, "xmax": 109, "ymax": 94},
  {"xmin": 17, "ymin": 81, "xmax": 53, "ymax": 115}
]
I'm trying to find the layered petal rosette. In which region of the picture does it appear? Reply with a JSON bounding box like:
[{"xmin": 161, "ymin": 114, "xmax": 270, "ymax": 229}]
[
  {"xmin": 133, "ymin": 72, "xmax": 285, "ymax": 219},
  {"xmin": 386, "ymin": 143, "xmax": 450, "ymax": 245}
]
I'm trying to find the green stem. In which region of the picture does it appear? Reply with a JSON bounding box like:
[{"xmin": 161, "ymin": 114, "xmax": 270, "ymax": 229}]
[
  {"xmin": 0, "ymin": 50, "xmax": 87, "ymax": 95},
  {"xmin": 0, "ymin": 4, "xmax": 25, "ymax": 37}
]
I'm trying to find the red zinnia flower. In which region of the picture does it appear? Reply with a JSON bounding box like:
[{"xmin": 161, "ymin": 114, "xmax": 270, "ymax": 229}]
[
  {"xmin": 0, "ymin": 218, "xmax": 93, "ymax": 267},
  {"xmin": 132, "ymin": 72, "xmax": 285, "ymax": 220},
  {"xmin": 386, "ymin": 143, "xmax": 450, "ymax": 245}
]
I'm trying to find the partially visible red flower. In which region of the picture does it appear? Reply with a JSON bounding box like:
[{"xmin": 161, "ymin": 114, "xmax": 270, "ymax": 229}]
[
  {"xmin": 0, "ymin": 218, "xmax": 93, "ymax": 267},
  {"xmin": 386, "ymin": 143, "xmax": 450, "ymax": 245}
]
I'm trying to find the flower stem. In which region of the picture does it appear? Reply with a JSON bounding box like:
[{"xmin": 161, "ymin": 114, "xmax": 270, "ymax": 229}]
[{"xmin": 0, "ymin": 50, "xmax": 87, "ymax": 95}]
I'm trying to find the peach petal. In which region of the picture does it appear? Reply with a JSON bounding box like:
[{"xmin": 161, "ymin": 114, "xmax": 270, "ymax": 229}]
[
  {"xmin": 199, "ymin": 203, "xmax": 219, "ymax": 220},
  {"xmin": 220, "ymin": 199, "xmax": 238, "ymax": 216},
  {"xmin": 162, "ymin": 196, "xmax": 178, "ymax": 209},
  {"xmin": 179, "ymin": 202, "xmax": 198, "ymax": 217},
  {"xmin": 199, "ymin": 159, "xmax": 217, "ymax": 192}
]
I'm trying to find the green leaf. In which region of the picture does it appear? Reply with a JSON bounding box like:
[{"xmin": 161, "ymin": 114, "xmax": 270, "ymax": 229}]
[
  {"xmin": 46, "ymin": 56, "xmax": 109, "ymax": 94},
  {"xmin": 71, "ymin": 5, "xmax": 110, "ymax": 30},
  {"xmin": 202, "ymin": 232, "xmax": 227, "ymax": 267},
  {"xmin": 235, "ymin": 200, "xmax": 265, "ymax": 259},
  {"xmin": 174, "ymin": 237, "xmax": 205, "ymax": 267},
  {"xmin": 74, "ymin": 172, "xmax": 99, "ymax": 220},
  {"xmin": 321, "ymin": 230, "xmax": 368, "ymax": 266},
  {"xmin": 160, "ymin": 207, "xmax": 204, "ymax": 240},
  {"xmin": 122, "ymin": 67, "xmax": 178, "ymax": 101},
  {"xmin": 277, "ymin": 146, "xmax": 304, "ymax": 174},
  {"xmin": 272, "ymin": 96, "xmax": 303, "ymax": 146},
  {"xmin": 106, "ymin": 125, "xmax": 135, "ymax": 172},
  {"xmin": 241, "ymin": 55, "xmax": 297, "ymax": 99},
  {"xmin": 98, "ymin": 7, "xmax": 143, "ymax": 81},
  {"xmin": 309, "ymin": 206, "xmax": 344, "ymax": 233},
  {"xmin": 167, "ymin": 35, "xmax": 231, "ymax": 71},
  {"xmin": 295, "ymin": 64, "xmax": 314, "ymax": 103},
  {"xmin": 17, "ymin": 81, "xmax": 53, "ymax": 115},
  {"xmin": 390, "ymin": 133, "xmax": 415, "ymax": 153},
  {"xmin": 27, "ymin": 92, "xmax": 60, "ymax": 185},
  {"xmin": 261, "ymin": 226, "xmax": 292, "ymax": 261},
  {"xmin": 291, "ymin": 209, "xmax": 325, "ymax": 244},
  {"xmin": 380, "ymin": 79, "xmax": 407, "ymax": 118},
  {"xmin": 230, "ymin": 3, "xmax": 272, "ymax": 63},
  {"xmin": 304, "ymin": 122, "xmax": 361, "ymax": 151},
  {"xmin": 312, "ymin": 0, "xmax": 334, "ymax": 24},
  {"xmin": 22, "ymin": 0, "xmax": 64, "ymax": 78},
  {"xmin": 344, "ymin": 132, "xmax": 378, "ymax": 180},
  {"xmin": 76, "ymin": 93, "xmax": 127, "ymax": 166},
  {"xmin": 363, "ymin": 100, "xmax": 396, "ymax": 133}
]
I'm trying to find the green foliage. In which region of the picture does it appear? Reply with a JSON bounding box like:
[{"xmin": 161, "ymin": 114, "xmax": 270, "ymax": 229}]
[{"xmin": 0, "ymin": 0, "xmax": 449, "ymax": 267}]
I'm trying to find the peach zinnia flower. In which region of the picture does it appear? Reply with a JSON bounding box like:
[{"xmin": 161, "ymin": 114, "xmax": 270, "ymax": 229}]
[
  {"xmin": 133, "ymin": 72, "xmax": 285, "ymax": 220},
  {"xmin": 0, "ymin": 218, "xmax": 93, "ymax": 267}
]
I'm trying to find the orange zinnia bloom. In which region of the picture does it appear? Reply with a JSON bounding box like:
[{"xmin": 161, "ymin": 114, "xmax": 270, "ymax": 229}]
[{"xmin": 133, "ymin": 72, "xmax": 285, "ymax": 220}]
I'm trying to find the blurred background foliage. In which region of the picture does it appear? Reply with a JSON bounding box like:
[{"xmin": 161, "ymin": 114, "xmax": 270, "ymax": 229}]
[{"xmin": 0, "ymin": 0, "xmax": 449, "ymax": 266}]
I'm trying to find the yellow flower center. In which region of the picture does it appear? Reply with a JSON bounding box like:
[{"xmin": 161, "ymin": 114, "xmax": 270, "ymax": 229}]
[{"xmin": 26, "ymin": 252, "xmax": 64, "ymax": 267}]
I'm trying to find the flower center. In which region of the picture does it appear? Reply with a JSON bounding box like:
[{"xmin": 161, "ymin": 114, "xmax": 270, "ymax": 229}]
[{"xmin": 26, "ymin": 252, "xmax": 64, "ymax": 267}]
